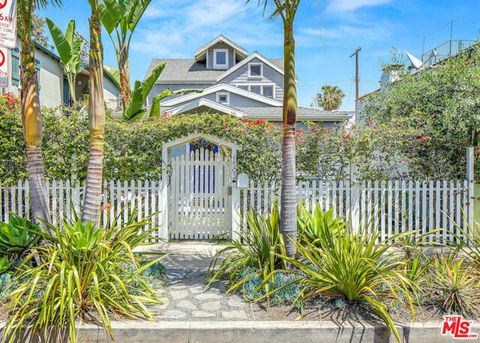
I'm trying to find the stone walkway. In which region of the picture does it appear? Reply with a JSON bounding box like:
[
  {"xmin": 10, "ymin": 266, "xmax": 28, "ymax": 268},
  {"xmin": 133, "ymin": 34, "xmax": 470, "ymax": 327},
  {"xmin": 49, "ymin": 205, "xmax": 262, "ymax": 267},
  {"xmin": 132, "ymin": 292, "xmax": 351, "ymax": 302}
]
[{"xmin": 148, "ymin": 242, "xmax": 255, "ymax": 321}]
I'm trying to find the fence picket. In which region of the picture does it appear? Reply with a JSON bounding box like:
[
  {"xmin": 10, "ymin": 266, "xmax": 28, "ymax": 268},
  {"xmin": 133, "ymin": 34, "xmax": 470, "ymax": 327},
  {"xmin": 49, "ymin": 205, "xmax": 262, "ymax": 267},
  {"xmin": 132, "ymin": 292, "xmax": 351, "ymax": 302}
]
[{"xmin": 0, "ymin": 177, "xmax": 473, "ymax": 243}]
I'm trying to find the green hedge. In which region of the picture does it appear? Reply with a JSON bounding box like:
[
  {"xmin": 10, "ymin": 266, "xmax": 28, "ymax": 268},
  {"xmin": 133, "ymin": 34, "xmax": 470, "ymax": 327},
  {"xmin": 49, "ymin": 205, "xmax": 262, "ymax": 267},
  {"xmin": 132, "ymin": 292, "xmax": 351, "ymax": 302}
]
[
  {"xmin": 0, "ymin": 99, "xmax": 282, "ymax": 184},
  {"xmin": 1, "ymin": 93, "xmax": 470, "ymax": 184}
]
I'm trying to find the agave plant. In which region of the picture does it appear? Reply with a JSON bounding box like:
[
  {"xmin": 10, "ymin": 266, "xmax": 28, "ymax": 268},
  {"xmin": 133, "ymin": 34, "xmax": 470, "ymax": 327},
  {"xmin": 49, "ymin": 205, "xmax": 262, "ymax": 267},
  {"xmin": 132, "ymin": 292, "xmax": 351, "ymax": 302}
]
[
  {"xmin": 0, "ymin": 213, "xmax": 39, "ymax": 259},
  {"xmin": 207, "ymin": 206, "xmax": 287, "ymax": 296},
  {"xmin": 276, "ymin": 226, "xmax": 416, "ymax": 342},
  {"xmin": 297, "ymin": 204, "xmax": 346, "ymax": 247},
  {"xmin": 426, "ymin": 253, "xmax": 480, "ymax": 316},
  {"xmin": 3, "ymin": 212, "xmax": 165, "ymax": 343}
]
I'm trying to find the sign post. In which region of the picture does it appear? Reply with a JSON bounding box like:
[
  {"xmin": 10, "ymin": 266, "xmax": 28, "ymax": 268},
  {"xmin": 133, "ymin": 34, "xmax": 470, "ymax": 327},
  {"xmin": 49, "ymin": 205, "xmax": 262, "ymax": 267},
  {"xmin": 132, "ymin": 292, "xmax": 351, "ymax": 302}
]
[{"xmin": 0, "ymin": 0, "xmax": 17, "ymax": 49}]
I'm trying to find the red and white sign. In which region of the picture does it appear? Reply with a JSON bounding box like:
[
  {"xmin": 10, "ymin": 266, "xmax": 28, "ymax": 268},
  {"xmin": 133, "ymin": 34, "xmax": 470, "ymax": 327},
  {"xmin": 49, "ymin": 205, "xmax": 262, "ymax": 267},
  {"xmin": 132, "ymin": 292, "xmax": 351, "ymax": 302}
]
[
  {"xmin": 442, "ymin": 315, "xmax": 478, "ymax": 339},
  {"xmin": 0, "ymin": 47, "xmax": 7, "ymax": 87},
  {"xmin": 0, "ymin": 0, "xmax": 16, "ymax": 48}
]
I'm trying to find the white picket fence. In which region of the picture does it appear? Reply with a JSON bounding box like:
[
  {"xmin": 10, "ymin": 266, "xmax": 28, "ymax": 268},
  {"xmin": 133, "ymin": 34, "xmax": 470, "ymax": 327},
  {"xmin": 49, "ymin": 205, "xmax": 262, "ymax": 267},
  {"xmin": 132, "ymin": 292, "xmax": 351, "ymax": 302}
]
[
  {"xmin": 239, "ymin": 179, "xmax": 475, "ymax": 243},
  {"xmin": 0, "ymin": 179, "xmax": 167, "ymax": 240},
  {"xmin": 0, "ymin": 178, "xmax": 475, "ymax": 243}
]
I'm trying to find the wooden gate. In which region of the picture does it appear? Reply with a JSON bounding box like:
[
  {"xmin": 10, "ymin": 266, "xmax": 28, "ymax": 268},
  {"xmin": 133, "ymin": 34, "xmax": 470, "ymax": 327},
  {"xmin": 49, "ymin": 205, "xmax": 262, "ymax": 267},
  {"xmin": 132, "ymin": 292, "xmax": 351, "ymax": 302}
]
[{"xmin": 169, "ymin": 147, "xmax": 232, "ymax": 239}]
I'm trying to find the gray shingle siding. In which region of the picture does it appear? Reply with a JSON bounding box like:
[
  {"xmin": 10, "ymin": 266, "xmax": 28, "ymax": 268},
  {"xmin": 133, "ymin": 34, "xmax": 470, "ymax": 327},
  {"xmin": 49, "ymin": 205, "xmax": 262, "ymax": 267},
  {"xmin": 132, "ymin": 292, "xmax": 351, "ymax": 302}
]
[{"xmin": 220, "ymin": 57, "xmax": 284, "ymax": 101}]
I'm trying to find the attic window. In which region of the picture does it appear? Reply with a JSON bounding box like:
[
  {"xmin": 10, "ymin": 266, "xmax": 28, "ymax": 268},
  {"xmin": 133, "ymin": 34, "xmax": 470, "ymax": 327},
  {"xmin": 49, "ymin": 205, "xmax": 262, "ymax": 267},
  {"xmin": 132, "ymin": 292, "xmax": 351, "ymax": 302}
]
[
  {"xmin": 216, "ymin": 92, "xmax": 230, "ymax": 105},
  {"xmin": 214, "ymin": 49, "xmax": 229, "ymax": 69},
  {"xmin": 249, "ymin": 63, "xmax": 263, "ymax": 77}
]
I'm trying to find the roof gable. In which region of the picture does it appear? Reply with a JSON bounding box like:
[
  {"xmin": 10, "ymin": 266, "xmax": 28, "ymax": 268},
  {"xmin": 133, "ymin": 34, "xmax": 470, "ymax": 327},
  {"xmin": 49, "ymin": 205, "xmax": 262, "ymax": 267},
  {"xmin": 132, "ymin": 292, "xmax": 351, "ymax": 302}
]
[
  {"xmin": 195, "ymin": 35, "xmax": 248, "ymax": 61},
  {"xmin": 216, "ymin": 52, "xmax": 284, "ymax": 82},
  {"xmin": 166, "ymin": 99, "xmax": 245, "ymax": 118}
]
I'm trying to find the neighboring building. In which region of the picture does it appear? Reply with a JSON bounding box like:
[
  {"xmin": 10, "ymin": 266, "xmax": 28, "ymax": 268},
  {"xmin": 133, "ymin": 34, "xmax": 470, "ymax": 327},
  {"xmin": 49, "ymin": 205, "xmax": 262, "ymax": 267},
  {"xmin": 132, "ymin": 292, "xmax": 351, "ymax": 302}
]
[
  {"xmin": 145, "ymin": 35, "xmax": 354, "ymax": 127},
  {"xmin": 356, "ymin": 39, "xmax": 478, "ymax": 121},
  {"xmin": 1, "ymin": 41, "xmax": 120, "ymax": 109}
]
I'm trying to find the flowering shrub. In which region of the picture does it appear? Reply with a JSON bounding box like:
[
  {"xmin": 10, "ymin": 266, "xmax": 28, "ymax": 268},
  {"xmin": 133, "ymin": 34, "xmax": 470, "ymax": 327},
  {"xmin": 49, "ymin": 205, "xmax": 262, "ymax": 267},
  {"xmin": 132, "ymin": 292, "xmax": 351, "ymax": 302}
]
[
  {"xmin": 0, "ymin": 92, "xmax": 471, "ymax": 183},
  {"xmin": 0, "ymin": 107, "xmax": 283, "ymax": 184}
]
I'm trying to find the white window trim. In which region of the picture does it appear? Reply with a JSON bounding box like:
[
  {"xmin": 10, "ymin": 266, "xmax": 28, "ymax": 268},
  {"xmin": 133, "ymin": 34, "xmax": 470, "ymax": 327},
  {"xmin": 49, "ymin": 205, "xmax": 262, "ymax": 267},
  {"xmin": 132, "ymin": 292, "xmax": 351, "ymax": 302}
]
[
  {"xmin": 213, "ymin": 48, "xmax": 229, "ymax": 69},
  {"xmin": 216, "ymin": 91, "xmax": 230, "ymax": 105},
  {"xmin": 235, "ymin": 83, "xmax": 276, "ymax": 99},
  {"xmin": 248, "ymin": 63, "xmax": 263, "ymax": 78}
]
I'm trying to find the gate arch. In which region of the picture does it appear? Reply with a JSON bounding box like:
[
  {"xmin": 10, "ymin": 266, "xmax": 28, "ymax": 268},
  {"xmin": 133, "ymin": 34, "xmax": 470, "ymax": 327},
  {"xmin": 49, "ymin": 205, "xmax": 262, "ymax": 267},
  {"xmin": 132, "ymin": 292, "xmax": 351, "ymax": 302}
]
[{"xmin": 162, "ymin": 134, "xmax": 239, "ymax": 240}]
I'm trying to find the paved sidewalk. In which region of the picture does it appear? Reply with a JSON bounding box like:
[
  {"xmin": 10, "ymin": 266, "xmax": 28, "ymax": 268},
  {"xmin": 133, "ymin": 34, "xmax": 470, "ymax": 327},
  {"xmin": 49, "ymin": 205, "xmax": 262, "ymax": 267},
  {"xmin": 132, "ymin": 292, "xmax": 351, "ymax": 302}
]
[{"xmin": 148, "ymin": 242, "xmax": 255, "ymax": 321}]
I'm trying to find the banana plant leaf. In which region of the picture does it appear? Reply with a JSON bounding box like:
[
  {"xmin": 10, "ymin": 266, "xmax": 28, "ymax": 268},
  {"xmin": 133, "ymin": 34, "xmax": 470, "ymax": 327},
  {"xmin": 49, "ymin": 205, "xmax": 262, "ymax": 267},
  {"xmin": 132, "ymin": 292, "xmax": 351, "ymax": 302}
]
[
  {"xmin": 149, "ymin": 89, "xmax": 202, "ymax": 118},
  {"xmin": 46, "ymin": 18, "xmax": 73, "ymax": 66},
  {"xmin": 122, "ymin": 62, "xmax": 165, "ymax": 121}
]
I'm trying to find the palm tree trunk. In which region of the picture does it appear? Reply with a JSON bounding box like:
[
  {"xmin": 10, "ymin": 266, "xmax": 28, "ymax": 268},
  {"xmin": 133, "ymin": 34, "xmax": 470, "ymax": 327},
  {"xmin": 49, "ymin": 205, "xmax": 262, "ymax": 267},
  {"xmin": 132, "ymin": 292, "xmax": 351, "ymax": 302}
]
[
  {"xmin": 67, "ymin": 73, "xmax": 77, "ymax": 108},
  {"xmin": 20, "ymin": 35, "xmax": 51, "ymax": 228},
  {"xmin": 81, "ymin": 8, "xmax": 105, "ymax": 226},
  {"xmin": 280, "ymin": 23, "xmax": 298, "ymax": 258},
  {"xmin": 119, "ymin": 45, "xmax": 131, "ymax": 110}
]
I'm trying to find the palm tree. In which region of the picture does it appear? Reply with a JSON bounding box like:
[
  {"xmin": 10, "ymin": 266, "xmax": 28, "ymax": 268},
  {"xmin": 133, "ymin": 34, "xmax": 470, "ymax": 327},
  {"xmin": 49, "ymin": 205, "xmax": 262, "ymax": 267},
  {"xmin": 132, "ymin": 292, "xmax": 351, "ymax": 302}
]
[
  {"xmin": 81, "ymin": 0, "xmax": 106, "ymax": 225},
  {"xmin": 17, "ymin": 0, "xmax": 62, "ymax": 230},
  {"xmin": 313, "ymin": 85, "xmax": 345, "ymax": 111},
  {"xmin": 46, "ymin": 18, "xmax": 85, "ymax": 108},
  {"xmin": 247, "ymin": 0, "xmax": 301, "ymax": 258},
  {"xmin": 101, "ymin": 0, "xmax": 152, "ymax": 110}
]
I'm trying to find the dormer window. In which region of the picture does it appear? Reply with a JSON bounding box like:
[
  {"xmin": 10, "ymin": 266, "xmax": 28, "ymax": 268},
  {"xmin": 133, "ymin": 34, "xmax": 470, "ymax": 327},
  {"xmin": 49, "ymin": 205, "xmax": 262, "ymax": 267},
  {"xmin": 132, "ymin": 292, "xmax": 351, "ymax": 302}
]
[
  {"xmin": 249, "ymin": 63, "xmax": 263, "ymax": 78},
  {"xmin": 214, "ymin": 49, "xmax": 229, "ymax": 69}
]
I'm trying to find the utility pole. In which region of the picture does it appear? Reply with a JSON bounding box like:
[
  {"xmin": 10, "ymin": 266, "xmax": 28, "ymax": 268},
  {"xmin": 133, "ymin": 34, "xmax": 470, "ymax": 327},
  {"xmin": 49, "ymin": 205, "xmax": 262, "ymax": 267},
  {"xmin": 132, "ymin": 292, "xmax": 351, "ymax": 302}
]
[{"xmin": 350, "ymin": 47, "xmax": 361, "ymax": 100}]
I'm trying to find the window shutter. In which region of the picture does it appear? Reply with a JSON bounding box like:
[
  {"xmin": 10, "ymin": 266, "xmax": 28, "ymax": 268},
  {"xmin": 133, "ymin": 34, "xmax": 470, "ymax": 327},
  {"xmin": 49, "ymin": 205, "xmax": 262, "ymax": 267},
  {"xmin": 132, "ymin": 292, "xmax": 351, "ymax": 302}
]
[{"xmin": 11, "ymin": 48, "xmax": 19, "ymax": 87}]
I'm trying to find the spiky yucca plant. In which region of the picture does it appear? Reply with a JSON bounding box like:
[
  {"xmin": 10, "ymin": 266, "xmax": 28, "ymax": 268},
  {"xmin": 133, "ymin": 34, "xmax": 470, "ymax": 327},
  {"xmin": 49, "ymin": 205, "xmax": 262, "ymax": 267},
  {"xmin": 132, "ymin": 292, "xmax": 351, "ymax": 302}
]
[
  {"xmin": 426, "ymin": 253, "xmax": 480, "ymax": 316},
  {"xmin": 277, "ymin": 227, "xmax": 416, "ymax": 342},
  {"xmin": 208, "ymin": 206, "xmax": 287, "ymax": 296}
]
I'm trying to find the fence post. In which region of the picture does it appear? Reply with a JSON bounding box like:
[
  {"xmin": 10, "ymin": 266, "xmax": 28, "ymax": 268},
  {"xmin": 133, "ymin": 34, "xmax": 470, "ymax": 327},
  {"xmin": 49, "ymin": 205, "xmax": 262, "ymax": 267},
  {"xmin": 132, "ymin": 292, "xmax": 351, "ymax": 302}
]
[
  {"xmin": 159, "ymin": 178, "xmax": 169, "ymax": 241},
  {"xmin": 231, "ymin": 185, "xmax": 241, "ymax": 241},
  {"xmin": 467, "ymin": 146, "xmax": 475, "ymax": 228},
  {"xmin": 349, "ymin": 164, "xmax": 360, "ymax": 232}
]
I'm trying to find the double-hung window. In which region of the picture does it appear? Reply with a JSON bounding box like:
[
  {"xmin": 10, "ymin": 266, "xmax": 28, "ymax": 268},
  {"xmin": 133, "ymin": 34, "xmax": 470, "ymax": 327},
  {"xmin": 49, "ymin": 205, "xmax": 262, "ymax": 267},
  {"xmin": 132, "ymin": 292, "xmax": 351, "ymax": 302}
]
[{"xmin": 214, "ymin": 49, "xmax": 229, "ymax": 69}]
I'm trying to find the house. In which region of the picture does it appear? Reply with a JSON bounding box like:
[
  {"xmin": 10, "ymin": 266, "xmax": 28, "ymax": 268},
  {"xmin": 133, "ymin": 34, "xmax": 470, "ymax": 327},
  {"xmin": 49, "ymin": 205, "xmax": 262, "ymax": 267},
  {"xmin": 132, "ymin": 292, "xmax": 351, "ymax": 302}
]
[
  {"xmin": 1, "ymin": 40, "xmax": 120, "ymax": 109},
  {"xmin": 145, "ymin": 35, "xmax": 354, "ymax": 127}
]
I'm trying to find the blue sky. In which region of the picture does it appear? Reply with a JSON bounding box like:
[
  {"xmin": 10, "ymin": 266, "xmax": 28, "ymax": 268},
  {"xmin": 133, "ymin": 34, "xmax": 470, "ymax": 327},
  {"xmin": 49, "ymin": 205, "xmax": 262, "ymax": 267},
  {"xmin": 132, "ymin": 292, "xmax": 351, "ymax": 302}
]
[{"xmin": 39, "ymin": 0, "xmax": 480, "ymax": 109}]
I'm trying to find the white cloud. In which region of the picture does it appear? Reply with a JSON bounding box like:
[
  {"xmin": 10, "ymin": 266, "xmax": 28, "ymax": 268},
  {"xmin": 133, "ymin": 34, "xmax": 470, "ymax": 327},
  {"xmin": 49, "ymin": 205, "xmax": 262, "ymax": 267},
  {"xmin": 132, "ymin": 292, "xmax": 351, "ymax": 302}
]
[
  {"xmin": 302, "ymin": 22, "xmax": 391, "ymax": 41},
  {"xmin": 326, "ymin": 0, "xmax": 392, "ymax": 12},
  {"xmin": 131, "ymin": 0, "xmax": 279, "ymax": 56}
]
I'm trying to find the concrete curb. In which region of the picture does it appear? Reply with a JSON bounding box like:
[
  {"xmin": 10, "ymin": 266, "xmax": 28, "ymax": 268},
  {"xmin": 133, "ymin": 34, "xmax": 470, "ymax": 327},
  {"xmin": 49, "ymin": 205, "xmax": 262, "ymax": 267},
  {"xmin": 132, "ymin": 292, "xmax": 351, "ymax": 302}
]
[{"xmin": 72, "ymin": 320, "xmax": 480, "ymax": 343}]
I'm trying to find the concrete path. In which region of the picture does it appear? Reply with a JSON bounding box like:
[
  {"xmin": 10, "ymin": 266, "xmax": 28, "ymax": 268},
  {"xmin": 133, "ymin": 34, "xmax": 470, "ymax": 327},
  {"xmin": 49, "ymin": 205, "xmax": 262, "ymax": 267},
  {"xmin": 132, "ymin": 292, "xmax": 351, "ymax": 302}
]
[{"xmin": 147, "ymin": 242, "xmax": 255, "ymax": 321}]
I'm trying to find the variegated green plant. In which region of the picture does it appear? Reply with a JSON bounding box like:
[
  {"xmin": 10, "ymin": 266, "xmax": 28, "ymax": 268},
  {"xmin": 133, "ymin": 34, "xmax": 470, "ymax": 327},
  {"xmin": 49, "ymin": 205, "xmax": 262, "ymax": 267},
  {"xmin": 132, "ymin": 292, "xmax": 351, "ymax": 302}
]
[{"xmin": 3, "ymin": 212, "xmax": 165, "ymax": 343}]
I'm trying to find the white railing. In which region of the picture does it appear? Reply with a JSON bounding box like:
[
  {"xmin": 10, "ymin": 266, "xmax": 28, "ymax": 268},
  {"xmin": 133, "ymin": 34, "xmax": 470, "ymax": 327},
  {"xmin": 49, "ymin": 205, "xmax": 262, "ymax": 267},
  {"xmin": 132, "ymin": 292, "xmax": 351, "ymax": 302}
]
[{"xmin": 239, "ymin": 179, "xmax": 475, "ymax": 243}]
